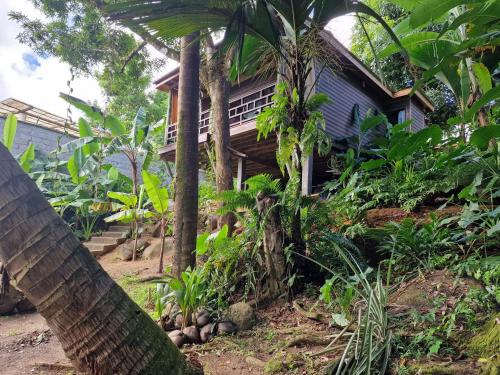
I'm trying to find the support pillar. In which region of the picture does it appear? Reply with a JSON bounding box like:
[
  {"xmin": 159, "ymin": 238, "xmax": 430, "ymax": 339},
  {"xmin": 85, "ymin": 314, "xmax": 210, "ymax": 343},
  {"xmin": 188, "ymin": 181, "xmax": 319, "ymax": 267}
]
[
  {"xmin": 237, "ymin": 157, "xmax": 247, "ymax": 191},
  {"xmin": 301, "ymin": 155, "xmax": 313, "ymax": 196}
]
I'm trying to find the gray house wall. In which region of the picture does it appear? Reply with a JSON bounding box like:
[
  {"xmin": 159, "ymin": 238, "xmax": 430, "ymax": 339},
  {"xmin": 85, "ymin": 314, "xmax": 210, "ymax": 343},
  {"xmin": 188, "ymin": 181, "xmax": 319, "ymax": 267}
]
[
  {"xmin": 316, "ymin": 67, "xmax": 385, "ymax": 141},
  {"xmin": 0, "ymin": 116, "xmax": 131, "ymax": 176},
  {"xmin": 410, "ymin": 98, "xmax": 426, "ymax": 132}
]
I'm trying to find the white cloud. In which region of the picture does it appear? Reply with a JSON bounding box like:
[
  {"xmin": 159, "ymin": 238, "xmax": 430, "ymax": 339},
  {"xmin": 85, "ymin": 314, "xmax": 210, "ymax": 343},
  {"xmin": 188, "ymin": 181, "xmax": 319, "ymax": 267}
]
[{"xmin": 0, "ymin": 0, "xmax": 103, "ymax": 117}]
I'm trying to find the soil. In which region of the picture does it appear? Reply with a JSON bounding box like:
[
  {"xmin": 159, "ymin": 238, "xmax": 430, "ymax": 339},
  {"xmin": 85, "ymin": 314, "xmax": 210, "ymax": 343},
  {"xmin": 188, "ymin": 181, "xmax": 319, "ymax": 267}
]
[{"xmin": 364, "ymin": 205, "xmax": 463, "ymax": 228}]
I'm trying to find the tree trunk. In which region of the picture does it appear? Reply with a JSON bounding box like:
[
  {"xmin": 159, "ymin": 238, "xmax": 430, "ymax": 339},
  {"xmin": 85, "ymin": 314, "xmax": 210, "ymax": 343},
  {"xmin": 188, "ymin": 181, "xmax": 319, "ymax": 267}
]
[
  {"xmin": 173, "ymin": 33, "xmax": 200, "ymax": 277},
  {"xmin": 0, "ymin": 143, "xmax": 202, "ymax": 375},
  {"xmin": 158, "ymin": 218, "xmax": 166, "ymax": 274},
  {"xmin": 256, "ymin": 192, "xmax": 287, "ymax": 299},
  {"xmin": 206, "ymin": 46, "xmax": 236, "ymax": 234}
]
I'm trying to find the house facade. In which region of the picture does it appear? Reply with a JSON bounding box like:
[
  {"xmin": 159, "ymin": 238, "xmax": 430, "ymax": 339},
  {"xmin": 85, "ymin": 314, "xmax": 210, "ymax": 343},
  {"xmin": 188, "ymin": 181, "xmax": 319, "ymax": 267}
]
[{"xmin": 154, "ymin": 32, "xmax": 434, "ymax": 194}]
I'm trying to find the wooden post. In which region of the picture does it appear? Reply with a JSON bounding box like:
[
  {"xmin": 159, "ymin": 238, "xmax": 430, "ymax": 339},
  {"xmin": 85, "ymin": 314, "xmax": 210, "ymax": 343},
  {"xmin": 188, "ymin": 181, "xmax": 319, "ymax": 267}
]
[
  {"xmin": 237, "ymin": 157, "xmax": 246, "ymax": 191},
  {"xmin": 301, "ymin": 155, "xmax": 313, "ymax": 196}
]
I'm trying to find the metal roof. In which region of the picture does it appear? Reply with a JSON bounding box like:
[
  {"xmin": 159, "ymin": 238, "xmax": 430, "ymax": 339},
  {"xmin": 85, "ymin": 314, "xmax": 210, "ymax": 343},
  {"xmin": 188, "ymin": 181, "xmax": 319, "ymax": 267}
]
[{"xmin": 0, "ymin": 98, "xmax": 79, "ymax": 137}]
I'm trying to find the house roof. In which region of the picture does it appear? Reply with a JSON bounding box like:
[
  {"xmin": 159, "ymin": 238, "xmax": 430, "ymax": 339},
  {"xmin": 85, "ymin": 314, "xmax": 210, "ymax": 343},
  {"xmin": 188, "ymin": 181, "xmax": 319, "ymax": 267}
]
[
  {"xmin": 153, "ymin": 32, "xmax": 434, "ymax": 112},
  {"xmin": 0, "ymin": 98, "xmax": 79, "ymax": 137}
]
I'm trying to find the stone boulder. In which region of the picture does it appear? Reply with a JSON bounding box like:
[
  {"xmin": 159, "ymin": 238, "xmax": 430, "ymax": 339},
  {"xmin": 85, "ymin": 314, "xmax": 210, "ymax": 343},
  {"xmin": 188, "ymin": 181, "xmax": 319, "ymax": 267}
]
[
  {"xmin": 217, "ymin": 321, "xmax": 238, "ymax": 335},
  {"xmin": 0, "ymin": 287, "xmax": 35, "ymax": 315},
  {"xmin": 118, "ymin": 239, "xmax": 149, "ymax": 261},
  {"xmin": 225, "ymin": 302, "xmax": 255, "ymax": 331},
  {"xmin": 143, "ymin": 238, "xmax": 174, "ymax": 260}
]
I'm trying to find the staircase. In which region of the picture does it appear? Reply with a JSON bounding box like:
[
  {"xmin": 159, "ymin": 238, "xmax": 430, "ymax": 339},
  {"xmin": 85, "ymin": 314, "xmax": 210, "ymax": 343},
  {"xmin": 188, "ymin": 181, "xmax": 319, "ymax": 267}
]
[{"xmin": 84, "ymin": 225, "xmax": 130, "ymax": 258}]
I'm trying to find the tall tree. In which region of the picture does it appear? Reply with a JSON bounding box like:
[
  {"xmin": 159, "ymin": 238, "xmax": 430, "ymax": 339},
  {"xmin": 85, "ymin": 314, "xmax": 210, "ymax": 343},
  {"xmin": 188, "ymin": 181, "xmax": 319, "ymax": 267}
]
[
  {"xmin": 205, "ymin": 36, "xmax": 236, "ymax": 232},
  {"xmin": 106, "ymin": 2, "xmax": 239, "ymax": 233},
  {"xmin": 10, "ymin": 0, "xmax": 171, "ymax": 123},
  {"xmin": 0, "ymin": 143, "xmax": 201, "ymax": 374},
  {"xmin": 172, "ymin": 33, "xmax": 201, "ymax": 277}
]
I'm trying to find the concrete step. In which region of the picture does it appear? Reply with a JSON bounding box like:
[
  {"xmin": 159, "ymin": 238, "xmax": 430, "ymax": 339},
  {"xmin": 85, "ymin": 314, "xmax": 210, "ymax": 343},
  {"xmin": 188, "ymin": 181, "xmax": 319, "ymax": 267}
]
[
  {"xmin": 87, "ymin": 236, "xmax": 120, "ymax": 245},
  {"xmin": 108, "ymin": 225, "xmax": 131, "ymax": 232},
  {"xmin": 85, "ymin": 243, "xmax": 117, "ymax": 257},
  {"xmin": 102, "ymin": 231, "xmax": 128, "ymax": 238}
]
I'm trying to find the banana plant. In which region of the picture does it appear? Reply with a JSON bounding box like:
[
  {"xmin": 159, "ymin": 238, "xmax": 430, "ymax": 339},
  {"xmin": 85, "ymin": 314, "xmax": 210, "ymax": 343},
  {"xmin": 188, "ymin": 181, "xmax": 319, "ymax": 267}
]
[
  {"xmin": 106, "ymin": 186, "xmax": 152, "ymax": 261},
  {"xmin": 380, "ymin": 0, "xmax": 499, "ymax": 127},
  {"xmin": 142, "ymin": 170, "xmax": 171, "ymax": 273},
  {"xmin": 60, "ymin": 94, "xmax": 156, "ymax": 195},
  {"xmin": 2, "ymin": 113, "xmax": 36, "ymax": 172}
]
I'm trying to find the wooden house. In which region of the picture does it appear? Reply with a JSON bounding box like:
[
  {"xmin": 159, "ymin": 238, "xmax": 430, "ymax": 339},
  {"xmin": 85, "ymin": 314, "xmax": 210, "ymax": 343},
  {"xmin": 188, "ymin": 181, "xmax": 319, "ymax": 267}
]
[{"xmin": 155, "ymin": 32, "xmax": 434, "ymax": 194}]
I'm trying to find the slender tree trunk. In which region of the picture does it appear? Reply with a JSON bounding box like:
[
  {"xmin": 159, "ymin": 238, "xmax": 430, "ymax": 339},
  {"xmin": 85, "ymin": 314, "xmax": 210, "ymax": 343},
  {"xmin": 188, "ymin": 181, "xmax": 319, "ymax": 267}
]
[
  {"xmin": 173, "ymin": 33, "xmax": 200, "ymax": 278},
  {"xmin": 256, "ymin": 192, "xmax": 286, "ymax": 299},
  {"xmin": 158, "ymin": 218, "xmax": 166, "ymax": 274},
  {"xmin": 206, "ymin": 46, "xmax": 236, "ymax": 234},
  {"xmin": 0, "ymin": 143, "xmax": 202, "ymax": 375}
]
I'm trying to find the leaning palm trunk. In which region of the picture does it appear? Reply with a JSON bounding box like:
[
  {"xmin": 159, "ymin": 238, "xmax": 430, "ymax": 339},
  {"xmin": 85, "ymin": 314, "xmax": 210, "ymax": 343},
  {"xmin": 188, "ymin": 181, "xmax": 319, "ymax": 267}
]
[
  {"xmin": 0, "ymin": 143, "xmax": 201, "ymax": 375},
  {"xmin": 173, "ymin": 32, "xmax": 201, "ymax": 277}
]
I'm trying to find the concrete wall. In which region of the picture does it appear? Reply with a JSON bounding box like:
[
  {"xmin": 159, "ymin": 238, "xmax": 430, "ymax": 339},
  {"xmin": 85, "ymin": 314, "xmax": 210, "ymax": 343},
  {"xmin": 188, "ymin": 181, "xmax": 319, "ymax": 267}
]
[{"xmin": 0, "ymin": 116, "xmax": 131, "ymax": 176}]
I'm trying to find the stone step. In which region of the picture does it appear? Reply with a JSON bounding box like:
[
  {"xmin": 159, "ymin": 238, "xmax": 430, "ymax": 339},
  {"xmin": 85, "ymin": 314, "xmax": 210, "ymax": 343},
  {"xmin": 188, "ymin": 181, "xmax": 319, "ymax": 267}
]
[
  {"xmin": 102, "ymin": 231, "xmax": 128, "ymax": 238},
  {"xmin": 108, "ymin": 225, "xmax": 131, "ymax": 232},
  {"xmin": 85, "ymin": 243, "xmax": 117, "ymax": 257},
  {"xmin": 86, "ymin": 236, "xmax": 117, "ymax": 245}
]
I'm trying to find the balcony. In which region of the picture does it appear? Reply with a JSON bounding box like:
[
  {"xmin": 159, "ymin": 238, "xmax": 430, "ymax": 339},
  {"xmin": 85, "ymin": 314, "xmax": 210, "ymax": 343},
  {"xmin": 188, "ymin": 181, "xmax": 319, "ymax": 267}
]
[{"xmin": 165, "ymin": 83, "xmax": 276, "ymax": 144}]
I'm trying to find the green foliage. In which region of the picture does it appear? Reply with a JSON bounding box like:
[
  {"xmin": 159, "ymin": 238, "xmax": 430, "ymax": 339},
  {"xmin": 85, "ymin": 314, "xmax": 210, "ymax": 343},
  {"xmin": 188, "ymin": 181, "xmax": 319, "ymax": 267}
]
[
  {"xmin": 2, "ymin": 114, "xmax": 17, "ymax": 151},
  {"xmin": 157, "ymin": 267, "xmax": 208, "ymax": 330},
  {"xmin": 11, "ymin": 0, "xmax": 167, "ymax": 122},
  {"xmin": 256, "ymin": 82, "xmax": 332, "ymax": 175},
  {"xmin": 376, "ymin": 217, "xmax": 456, "ymax": 277}
]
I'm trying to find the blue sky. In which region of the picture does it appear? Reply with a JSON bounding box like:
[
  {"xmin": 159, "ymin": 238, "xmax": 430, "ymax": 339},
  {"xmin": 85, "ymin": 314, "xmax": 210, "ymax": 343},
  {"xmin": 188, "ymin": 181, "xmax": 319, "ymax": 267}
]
[{"xmin": 0, "ymin": 0, "xmax": 354, "ymax": 118}]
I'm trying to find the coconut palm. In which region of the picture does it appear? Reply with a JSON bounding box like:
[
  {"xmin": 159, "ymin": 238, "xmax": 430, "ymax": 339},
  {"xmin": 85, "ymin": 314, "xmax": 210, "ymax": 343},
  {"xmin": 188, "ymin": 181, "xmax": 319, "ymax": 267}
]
[{"xmin": 0, "ymin": 142, "xmax": 201, "ymax": 374}]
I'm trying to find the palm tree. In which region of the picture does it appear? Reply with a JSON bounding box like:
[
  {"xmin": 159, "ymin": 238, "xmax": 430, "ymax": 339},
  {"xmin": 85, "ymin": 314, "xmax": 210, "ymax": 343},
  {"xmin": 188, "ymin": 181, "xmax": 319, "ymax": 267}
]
[
  {"xmin": 0, "ymin": 143, "xmax": 201, "ymax": 374},
  {"xmin": 173, "ymin": 32, "xmax": 201, "ymax": 277}
]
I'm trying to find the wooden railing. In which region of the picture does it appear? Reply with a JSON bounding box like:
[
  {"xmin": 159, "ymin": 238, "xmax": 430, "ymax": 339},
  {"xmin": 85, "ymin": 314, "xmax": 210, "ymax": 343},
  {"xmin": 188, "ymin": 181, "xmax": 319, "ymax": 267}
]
[{"xmin": 165, "ymin": 83, "xmax": 276, "ymax": 144}]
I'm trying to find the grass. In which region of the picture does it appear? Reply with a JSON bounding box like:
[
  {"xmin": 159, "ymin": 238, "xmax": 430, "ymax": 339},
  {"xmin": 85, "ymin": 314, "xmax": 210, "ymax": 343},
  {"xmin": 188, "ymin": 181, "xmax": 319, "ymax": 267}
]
[{"xmin": 117, "ymin": 274, "xmax": 158, "ymax": 319}]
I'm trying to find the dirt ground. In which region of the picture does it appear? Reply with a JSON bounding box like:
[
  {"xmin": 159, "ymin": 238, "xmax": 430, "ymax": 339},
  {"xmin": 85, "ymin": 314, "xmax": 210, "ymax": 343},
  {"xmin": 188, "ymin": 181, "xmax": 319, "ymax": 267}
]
[{"xmin": 0, "ymin": 239, "xmax": 341, "ymax": 375}]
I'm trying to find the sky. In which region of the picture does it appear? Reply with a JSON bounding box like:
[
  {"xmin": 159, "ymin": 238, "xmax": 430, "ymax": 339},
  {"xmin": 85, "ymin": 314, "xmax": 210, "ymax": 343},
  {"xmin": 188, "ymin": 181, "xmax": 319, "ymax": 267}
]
[{"xmin": 0, "ymin": 0, "xmax": 355, "ymax": 118}]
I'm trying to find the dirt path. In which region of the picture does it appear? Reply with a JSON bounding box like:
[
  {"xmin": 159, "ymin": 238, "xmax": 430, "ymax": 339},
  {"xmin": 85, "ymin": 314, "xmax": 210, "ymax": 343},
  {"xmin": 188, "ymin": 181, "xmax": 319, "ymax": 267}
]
[{"xmin": 0, "ymin": 240, "xmax": 338, "ymax": 374}]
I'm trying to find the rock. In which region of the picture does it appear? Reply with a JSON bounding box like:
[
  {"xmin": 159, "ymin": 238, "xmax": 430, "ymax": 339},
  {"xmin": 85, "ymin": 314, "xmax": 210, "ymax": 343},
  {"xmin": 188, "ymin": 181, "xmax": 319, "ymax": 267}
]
[
  {"xmin": 216, "ymin": 321, "xmax": 238, "ymax": 335},
  {"xmin": 225, "ymin": 302, "xmax": 255, "ymax": 331},
  {"xmin": 143, "ymin": 222, "xmax": 162, "ymax": 237},
  {"xmin": 182, "ymin": 326, "xmax": 201, "ymax": 344},
  {"xmin": 200, "ymin": 324, "xmax": 214, "ymax": 343},
  {"xmin": 168, "ymin": 330, "xmax": 186, "ymax": 348},
  {"xmin": 196, "ymin": 309, "xmax": 210, "ymax": 327},
  {"xmin": 118, "ymin": 239, "xmax": 149, "ymax": 261},
  {"xmin": 0, "ymin": 287, "xmax": 35, "ymax": 315},
  {"xmin": 143, "ymin": 238, "xmax": 174, "ymax": 260}
]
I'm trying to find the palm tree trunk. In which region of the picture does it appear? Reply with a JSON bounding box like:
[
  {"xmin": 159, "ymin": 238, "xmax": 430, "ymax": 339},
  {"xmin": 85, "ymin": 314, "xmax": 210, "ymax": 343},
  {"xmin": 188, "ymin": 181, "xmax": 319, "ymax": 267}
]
[
  {"xmin": 206, "ymin": 45, "xmax": 236, "ymax": 234},
  {"xmin": 173, "ymin": 32, "xmax": 200, "ymax": 277},
  {"xmin": 0, "ymin": 143, "xmax": 202, "ymax": 375}
]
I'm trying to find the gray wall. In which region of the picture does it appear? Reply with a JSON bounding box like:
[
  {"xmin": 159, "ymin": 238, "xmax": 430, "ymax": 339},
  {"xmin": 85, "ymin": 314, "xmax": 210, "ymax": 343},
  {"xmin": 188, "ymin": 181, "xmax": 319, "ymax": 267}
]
[
  {"xmin": 316, "ymin": 67, "xmax": 385, "ymax": 142},
  {"xmin": 410, "ymin": 98, "xmax": 426, "ymax": 132},
  {"xmin": 0, "ymin": 117, "xmax": 131, "ymax": 176}
]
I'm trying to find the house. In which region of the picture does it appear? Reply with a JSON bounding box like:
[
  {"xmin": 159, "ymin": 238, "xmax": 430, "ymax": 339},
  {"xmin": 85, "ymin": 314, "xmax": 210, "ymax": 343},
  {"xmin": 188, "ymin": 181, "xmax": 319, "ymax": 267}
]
[{"xmin": 154, "ymin": 32, "xmax": 434, "ymax": 195}]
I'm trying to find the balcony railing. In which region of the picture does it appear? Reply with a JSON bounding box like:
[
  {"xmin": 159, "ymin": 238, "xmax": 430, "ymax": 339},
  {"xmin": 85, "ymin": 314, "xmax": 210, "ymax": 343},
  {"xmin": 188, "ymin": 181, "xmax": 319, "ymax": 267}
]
[{"xmin": 165, "ymin": 83, "xmax": 276, "ymax": 144}]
